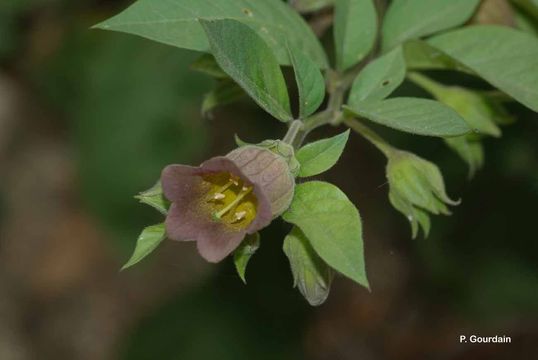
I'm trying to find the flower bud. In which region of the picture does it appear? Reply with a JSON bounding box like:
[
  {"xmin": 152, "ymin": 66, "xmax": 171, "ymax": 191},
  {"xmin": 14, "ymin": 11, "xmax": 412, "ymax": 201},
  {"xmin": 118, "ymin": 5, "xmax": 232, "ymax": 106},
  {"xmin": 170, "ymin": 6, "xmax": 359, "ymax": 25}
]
[
  {"xmin": 161, "ymin": 145, "xmax": 295, "ymax": 262},
  {"xmin": 386, "ymin": 150, "xmax": 459, "ymax": 238}
]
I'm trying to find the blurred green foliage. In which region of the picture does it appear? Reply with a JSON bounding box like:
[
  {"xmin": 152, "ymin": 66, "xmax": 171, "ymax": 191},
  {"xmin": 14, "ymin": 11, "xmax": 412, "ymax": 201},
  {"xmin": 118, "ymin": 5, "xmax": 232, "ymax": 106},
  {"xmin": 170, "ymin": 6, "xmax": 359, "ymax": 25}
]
[{"xmin": 35, "ymin": 28, "xmax": 211, "ymax": 250}]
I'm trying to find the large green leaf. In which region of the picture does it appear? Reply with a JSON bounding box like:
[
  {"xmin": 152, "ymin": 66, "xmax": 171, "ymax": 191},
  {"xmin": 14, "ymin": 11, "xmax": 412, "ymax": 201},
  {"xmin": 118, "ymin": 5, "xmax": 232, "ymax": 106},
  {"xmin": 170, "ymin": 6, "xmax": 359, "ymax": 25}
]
[
  {"xmin": 283, "ymin": 226, "xmax": 333, "ymax": 306},
  {"xmin": 334, "ymin": 0, "xmax": 377, "ymax": 71},
  {"xmin": 348, "ymin": 46, "xmax": 406, "ymax": 105},
  {"xmin": 344, "ymin": 98, "xmax": 470, "ymax": 137},
  {"xmin": 122, "ymin": 223, "xmax": 166, "ymax": 270},
  {"xmin": 200, "ymin": 19, "xmax": 292, "ymax": 122},
  {"xmin": 382, "ymin": 0, "xmax": 481, "ymax": 50},
  {"xmin": 428, "ymin": 25, "xmax": 538, "ymax": 112},
  {"xmin": 282, "ymin": 181, "xmax": 369, "ymax": 288},
  {"xmin": 94, "ymin": 0, "xmax": 328, "ymax": 68},
  {"xmin": 296, "ymin": 130, "xmax": 350, "ymax": 177},
  {"xmin": 403, "ymin": 40, "xmax": 472, "ymax": 73},
  {"xmin": 288, "ymin": 45, "xmax": 326, "ymax": 118}
]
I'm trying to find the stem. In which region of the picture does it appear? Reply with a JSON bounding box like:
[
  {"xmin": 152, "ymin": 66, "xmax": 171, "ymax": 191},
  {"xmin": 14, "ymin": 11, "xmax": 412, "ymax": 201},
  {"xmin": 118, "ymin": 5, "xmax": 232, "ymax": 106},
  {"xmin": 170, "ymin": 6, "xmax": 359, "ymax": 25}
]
[
  {"xmin": 282, "ymin": 119, "xmax": 304, "ymax": 147},
  {"xmin": 344, "ymin": 117, "xmax": 394, "ymax": 157}
]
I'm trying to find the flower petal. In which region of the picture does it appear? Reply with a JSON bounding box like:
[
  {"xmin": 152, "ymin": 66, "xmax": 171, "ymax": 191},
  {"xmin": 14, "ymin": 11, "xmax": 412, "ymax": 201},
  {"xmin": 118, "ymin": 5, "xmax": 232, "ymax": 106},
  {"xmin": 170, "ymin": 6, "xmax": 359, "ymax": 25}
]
[
  {"xmin": 196, "ymin": 229, "xmax": 245, "ymax": 263},
  {"xmin": 161, "ymin": 165, "xmax": 202, "ymax": 203}
]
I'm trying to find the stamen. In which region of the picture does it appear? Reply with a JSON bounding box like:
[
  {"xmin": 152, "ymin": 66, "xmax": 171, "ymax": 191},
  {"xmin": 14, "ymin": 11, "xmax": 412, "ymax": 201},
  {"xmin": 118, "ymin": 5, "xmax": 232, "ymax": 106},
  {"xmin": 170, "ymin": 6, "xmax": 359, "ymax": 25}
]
[{"xmin": 214, "ymin": 187, "xmax": 252, "ymax": 219}]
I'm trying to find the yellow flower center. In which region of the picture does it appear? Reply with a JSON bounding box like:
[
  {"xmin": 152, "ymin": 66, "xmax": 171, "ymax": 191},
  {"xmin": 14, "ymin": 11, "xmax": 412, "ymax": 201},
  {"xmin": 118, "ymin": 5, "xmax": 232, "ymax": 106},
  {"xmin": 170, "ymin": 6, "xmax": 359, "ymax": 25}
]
[{"xmin": 202, "ymin": 172, "xmax": 258, "ymax": 230}]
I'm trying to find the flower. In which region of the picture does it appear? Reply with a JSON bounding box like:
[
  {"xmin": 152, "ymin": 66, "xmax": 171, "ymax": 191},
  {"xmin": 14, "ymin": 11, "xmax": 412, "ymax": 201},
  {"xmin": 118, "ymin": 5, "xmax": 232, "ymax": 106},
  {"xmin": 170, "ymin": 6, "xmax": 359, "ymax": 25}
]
[
  {"xmin": 161, "ymin": 144, "xmax": 295, "ymax": 262},
  {"xmin": 386, "ymin": 150, "xmax": 460, "ymax": 238}
]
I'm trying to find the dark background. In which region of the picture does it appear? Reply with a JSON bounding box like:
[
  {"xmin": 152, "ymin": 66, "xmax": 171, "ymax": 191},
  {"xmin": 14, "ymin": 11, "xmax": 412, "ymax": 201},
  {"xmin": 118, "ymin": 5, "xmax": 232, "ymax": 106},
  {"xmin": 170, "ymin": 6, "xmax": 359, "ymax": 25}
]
[{"xmin": 1, "ymin": 0, "xmax": 537, "ymax": 359}]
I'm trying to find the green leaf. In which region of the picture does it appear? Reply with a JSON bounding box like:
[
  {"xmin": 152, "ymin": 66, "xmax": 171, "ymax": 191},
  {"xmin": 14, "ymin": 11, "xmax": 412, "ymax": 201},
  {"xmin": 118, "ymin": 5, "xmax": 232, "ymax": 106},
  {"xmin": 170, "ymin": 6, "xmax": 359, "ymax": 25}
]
[
  {"xmin": 403, "ymin": 40, "xmax": 472, "ymax": 73},
  {"xmin": 283, "ymin": 226, "xmax": 333, "ymax": 306},
  {"xmin": 200, "ymin": 19, "xmax": 292, "ymax": 122},
  {"xmin": 288, "ymin": 45, "xmax": 326, "ymax": 118},
  {"xmin": 122, "ymin": 223, "xmax": 166, "ymax": 270},
  {"xmin": 334, "ymin": 0, "xmax": 377, "ymax": 71},
  {"xmin": 191, "ymin": 54, "xmax": 228, "ymax": 79},
  {"xmin": 382, "ymin": 0, "xmax": 481, "ymax": 50},
  {"xmin": 135, "ymin": 181, "xmax": 170, "ymax": 215},
  {"xmin": 233, "ymin": 232, "xmax": 260, "ymax": 284},
  {"xmin": 428, "ymin": 25, "xmax": 538, "ymax": 112},
  {"xmin": 344, "ymin": 98, "xmax": 470, "ymax": 137},
  {"xmin": 282, "ymin": 181, "xmax": 369, "ymax": 288},
  {"xmin": 94, "ymin": 0, "xmax": 328, "ymax": 68},
  {"xmin": 289, "ymin": 0, "xmax": 335, "ymax": 13},
  {"xmin": 296, "ymin": 130, "xmax": 350, "ymax": 177},
  {"xmin": 202, "ymin": 79, "xmax": 245, "ymax": 117},
  {"xmin": 348, "ymin": 46, "xmax": 406, "ymax": 105}
]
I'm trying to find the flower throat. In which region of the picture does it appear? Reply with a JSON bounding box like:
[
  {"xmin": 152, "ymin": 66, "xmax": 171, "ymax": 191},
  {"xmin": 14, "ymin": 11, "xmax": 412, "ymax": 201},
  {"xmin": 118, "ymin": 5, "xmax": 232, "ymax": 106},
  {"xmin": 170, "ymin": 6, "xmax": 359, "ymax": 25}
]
[{"xmin": 203, "ymin": 172, "xmax": 257, "ymax": 229}]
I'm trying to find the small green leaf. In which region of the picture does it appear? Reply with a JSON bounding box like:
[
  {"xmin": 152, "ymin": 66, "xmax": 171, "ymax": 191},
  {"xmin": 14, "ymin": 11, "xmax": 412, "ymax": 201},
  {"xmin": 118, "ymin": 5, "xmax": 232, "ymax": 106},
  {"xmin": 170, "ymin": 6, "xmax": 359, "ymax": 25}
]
[
  {"xmin": 445, "ymin": 136, "xmax": 485, "ymax": 177},
  {"xmin": 135, "ymin": 181, "xmax": 170, "ymax": 215},
  {"xmin": 94, "ymin": 0, "xmax": 328, "ymax": 68},
  {"xmin": 407, "ymin": 72, "xmax": 504, "ymax": 137},
  {"xmin": 428, "ymin": 25, "xmax": 538, "ymax": 112},
  {"xmin": 382, "ymin": 0, "xmax": 481, "ymax": 50},
  {"xmin": 288, "ymin": 45, "xmax": 326, "ymax": 118},
  {"xmin": 191, "ymin": 54, "xmax": 228, "ymax": 79},
  {"xmin": 233, "ymin": 233, "xmax": 260, "ymax": 284},
  {"xmin": 344, "ymin": 98, "xmax": 470, "ymax": 137},
  {"xmin": 334, "ymin": 0, "xmax": 377, "ymax": 71},
  {"xmin": 283, "ymin": 226, "xmax": 333, "ymax": 306},
  {"xmin": 202, "ymin": 79, "xmax": 245, "ymax": 117},
  {"xmin": 514, "ymin": 9, "xmax": 538, "ymax": 36},
  {"xmin": 348, "ymin": 46, "xmax": 406, "ymax": 105},
  {"xmin": 122, "ymin": 223, "xmax": 166, "ymax": 270},
  {"xmin": 200, "ymin": 19, "xmax": 293, "ymax": 122},
  {"xmin": 512, "ymin": 0, "xmax": 538, "ymax": 19},
  {"xmin": 296, "ymin": 130, "xmax": 350, "ymax": 177},
  {"xmin": 282, "ymin": 181, "xmax": 369, "ymax": 288},
  {"xmin": 388, "ymin": 187, "xmax": 431, "ymax": 238},
  {"xmin": 289, "ymin": 0, "xmax": 335, "ymax": 13},
  {"xmin": 234, "ymin": 134, "xmax": 252, "ymax": 147}
]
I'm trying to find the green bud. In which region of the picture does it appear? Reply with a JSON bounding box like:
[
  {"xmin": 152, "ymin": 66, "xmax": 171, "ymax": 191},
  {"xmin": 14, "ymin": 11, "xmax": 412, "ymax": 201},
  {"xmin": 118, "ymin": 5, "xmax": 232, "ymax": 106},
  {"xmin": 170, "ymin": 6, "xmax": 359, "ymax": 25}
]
[{"xmin": 386, "ymin": 150, "xmax": 459, "ymax": 238}]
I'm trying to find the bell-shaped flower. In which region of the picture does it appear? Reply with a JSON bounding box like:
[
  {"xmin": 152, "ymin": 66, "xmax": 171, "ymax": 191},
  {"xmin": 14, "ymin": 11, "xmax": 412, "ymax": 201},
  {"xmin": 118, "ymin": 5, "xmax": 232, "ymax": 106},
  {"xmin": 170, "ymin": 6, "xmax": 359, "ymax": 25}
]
[
  {"xmin": 161, "ymin": 144, "xmax": 296, "ymax": 262},
  {"xmin": 386, "ymin": 150, "xmax": 460, "ymax": 238}
]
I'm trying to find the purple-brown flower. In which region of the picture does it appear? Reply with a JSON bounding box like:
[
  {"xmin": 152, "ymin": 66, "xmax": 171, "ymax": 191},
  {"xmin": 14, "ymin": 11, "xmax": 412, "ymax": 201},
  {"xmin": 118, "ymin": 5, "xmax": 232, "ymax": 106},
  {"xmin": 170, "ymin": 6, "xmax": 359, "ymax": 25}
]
[{"xmin": 161, "ymin": 145, "xmax": 295, "ymax": 262}]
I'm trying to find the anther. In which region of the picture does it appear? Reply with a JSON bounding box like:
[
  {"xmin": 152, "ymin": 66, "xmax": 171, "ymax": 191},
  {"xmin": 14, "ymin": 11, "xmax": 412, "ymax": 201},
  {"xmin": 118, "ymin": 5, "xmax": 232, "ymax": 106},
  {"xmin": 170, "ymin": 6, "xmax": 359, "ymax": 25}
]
[
  {"xmin": 232, "ymin": 211, "xmax": 246, "ymax": 223},
  {"xmin": 213, "ymin": 193, "xmax": 225, "ymax": 200}
]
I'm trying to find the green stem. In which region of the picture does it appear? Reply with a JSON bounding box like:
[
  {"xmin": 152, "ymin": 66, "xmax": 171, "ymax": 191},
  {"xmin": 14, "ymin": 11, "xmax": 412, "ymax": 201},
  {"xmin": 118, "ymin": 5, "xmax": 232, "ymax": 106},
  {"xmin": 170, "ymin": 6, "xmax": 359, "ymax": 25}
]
[
  {"xmin": 282, "ymin": 119, "xmax": 304, "ymax": 147},
  {"xmin": 344, "ymin": 117, "xmax": 394, "ymax": 157}
]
